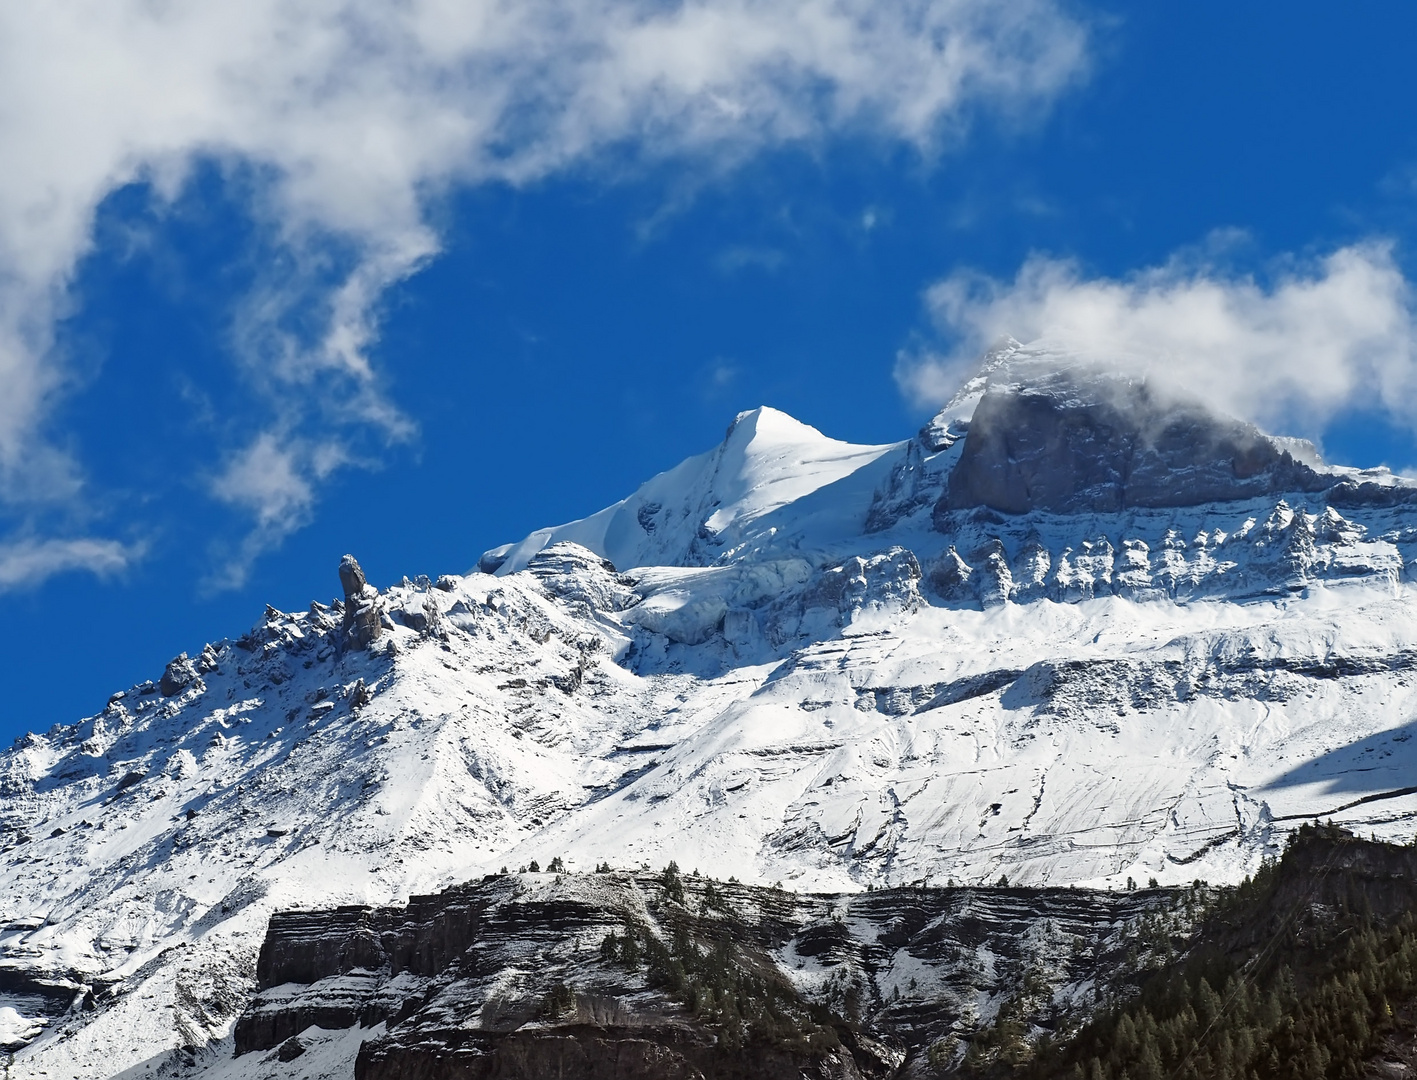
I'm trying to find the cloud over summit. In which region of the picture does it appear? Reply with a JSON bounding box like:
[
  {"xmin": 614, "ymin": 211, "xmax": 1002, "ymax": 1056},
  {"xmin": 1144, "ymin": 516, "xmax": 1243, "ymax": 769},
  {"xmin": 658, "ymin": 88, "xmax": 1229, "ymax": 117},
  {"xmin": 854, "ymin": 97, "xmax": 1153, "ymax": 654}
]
[{"xmin": 899, "ymin": 241, "xmax": 1417, "ymax": 449}]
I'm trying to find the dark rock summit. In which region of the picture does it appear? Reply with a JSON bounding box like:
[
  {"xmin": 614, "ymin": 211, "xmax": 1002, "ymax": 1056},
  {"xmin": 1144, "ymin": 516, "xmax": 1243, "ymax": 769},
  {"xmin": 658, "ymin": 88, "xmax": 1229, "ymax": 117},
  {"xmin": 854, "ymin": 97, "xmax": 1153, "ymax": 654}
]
[{"xmin": 942, "ymin": 366, "xmax": 1330, "ymax": 517}]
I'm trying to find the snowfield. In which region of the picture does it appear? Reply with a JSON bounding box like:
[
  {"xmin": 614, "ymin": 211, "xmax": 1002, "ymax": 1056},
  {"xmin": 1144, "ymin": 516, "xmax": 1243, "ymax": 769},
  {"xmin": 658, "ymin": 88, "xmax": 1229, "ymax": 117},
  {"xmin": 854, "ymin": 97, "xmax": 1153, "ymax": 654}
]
[{"xmin": 2, "ymin": 343, "xmax": 1416, "ymax": 1076}]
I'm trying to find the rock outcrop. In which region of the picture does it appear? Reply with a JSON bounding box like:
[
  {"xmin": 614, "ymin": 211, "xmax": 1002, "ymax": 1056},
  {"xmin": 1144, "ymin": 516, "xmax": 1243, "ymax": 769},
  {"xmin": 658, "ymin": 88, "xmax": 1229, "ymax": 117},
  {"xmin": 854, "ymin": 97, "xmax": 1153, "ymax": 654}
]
[
  {"xmin": 942, "ymin": 366, "xmax": 1330, "ymax": 516},
  {"xmin": 158, "ymin": 653, "xmax": 200, "ymax": 697},
  {"xmin": 340, "ymin": 554, "xmax": 384, "ymax": 649},
  {"xmin": 525, "ymin": 542, "xmax": 636, "ymax": 614},
  {"xmin": 234, "ymin": 870, "xmax": 1182, "ymax": 1079}
]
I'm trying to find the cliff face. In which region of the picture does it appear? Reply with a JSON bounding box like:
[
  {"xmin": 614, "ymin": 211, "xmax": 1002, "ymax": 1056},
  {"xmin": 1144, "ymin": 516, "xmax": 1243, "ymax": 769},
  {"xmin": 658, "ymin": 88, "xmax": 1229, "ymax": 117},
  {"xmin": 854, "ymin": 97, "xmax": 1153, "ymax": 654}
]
[
  {"xmin": 942, "ymin": 368, "xmax": 1331, "ymax": 516},
  {"xmin": 233, "ymin": 871, "xmax": 1185, "ymax": 1078},
  {"xmin": 222, "ymin": 829, "xmax": 1417, "ymax": 1080}
]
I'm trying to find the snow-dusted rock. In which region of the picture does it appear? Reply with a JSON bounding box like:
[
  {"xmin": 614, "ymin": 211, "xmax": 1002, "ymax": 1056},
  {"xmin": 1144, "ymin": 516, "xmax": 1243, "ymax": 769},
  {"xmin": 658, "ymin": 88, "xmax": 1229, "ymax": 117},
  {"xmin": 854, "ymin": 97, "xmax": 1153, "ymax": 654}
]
[
  {"xmin": 524, "ymin": 541, "xmax": 635, "ymax": 614},
  {"xmin": 926, "ymin": 546, "xmax": 973, "ymax": 603},
  {"xmin": 159, "ymin": 653, "xmax": 201, "ymax": 697},
  {"xmin": 338, "ymin": 554, "xmax": 385, "ymax": 650},
  {"xmin": 942, "ymin": 360, "xmax": 1329, "ymax": 516}
]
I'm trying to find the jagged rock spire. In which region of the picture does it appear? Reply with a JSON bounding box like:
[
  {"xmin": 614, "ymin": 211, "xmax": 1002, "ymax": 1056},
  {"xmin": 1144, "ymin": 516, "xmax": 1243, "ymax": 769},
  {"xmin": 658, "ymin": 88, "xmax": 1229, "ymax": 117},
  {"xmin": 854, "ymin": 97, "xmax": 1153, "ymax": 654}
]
[{"xmin": 339, "ymin": 554, "xmax": 383, "ymax": 649}]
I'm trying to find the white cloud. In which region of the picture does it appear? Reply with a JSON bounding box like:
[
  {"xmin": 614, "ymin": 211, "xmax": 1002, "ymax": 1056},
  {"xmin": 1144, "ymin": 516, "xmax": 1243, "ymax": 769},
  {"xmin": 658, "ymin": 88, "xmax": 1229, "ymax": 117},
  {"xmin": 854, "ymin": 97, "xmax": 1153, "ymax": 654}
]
[
  {"xmin": 0, "ymin": 0, "xmax": 1088, "ymax": 584},
  {"xmin": 0, "ymin": 537, "xmax": 138, "ymax": 591},
  {"xmin": 206, "ymin": 433, "xmax": 351, "ymax": 590},
  {"xmin": 898, "ymin": 241, "xmax": 1417, "ymax": 440}
]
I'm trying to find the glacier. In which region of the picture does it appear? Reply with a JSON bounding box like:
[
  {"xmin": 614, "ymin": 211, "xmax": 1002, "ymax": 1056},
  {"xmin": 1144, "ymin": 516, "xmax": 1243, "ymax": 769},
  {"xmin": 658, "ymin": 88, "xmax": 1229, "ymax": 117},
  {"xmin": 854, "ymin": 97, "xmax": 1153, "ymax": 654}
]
[{"xmin": 2, "ymin": 341, "xmax": 1417, "ymax": 1076}]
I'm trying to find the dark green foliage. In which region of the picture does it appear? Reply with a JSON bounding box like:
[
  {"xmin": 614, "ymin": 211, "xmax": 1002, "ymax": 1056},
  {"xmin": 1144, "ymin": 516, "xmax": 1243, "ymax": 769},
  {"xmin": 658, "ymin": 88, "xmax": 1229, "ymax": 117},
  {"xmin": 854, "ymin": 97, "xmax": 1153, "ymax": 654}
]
[
  {"xmin": 599, "ymin": 931, "xmax": 619, "ymax": 965},
  {"xmin": 965, "ymin": 966, "xmax": 1057, "ymax": 1073},
  {"xmin": 541, "ymin": 981, "xmax": 575, "ymax": 1020},
  {"xmin": 606, "ymin": 896, "xmax": 841, "ymax": 1054},
  {"xmin": 700, "ymin": 880, "xmax": 731, "ymax": 914},
  {"xmin": 527, "ymin": 859, "xmax": 540, "ymax": 873},
  {"xmin": 599, "ymin": 927, "xmax": 642, "ymax": 969},
  {"xmin": 997, "ymin": 874, "xmax": 1010, "ymax": 888},
  {"xmin": 594, "ymin": 861, "xmax": 612, "ymax": 873},
  {"xmin": 928, "ymin": 1036, "xmax": 961, "ymax": 1072},
  {"xmin": 660, "ymin": 860, "xmax": 685, "ymax": 905},
  {"xmin": 1026, "ymin": 826, "xmax": 1417, "ymax": 1080},
  {"xmin": 546, "ymin": 856, "xmax": 565, "ymax": 873}
]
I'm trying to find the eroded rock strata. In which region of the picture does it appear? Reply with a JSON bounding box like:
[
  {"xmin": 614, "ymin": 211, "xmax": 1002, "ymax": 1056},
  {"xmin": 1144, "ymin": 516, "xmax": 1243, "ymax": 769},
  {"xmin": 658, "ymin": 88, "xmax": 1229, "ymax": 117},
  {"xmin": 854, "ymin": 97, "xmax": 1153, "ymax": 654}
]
[{"xmin": 236, "ymin": 871, "xmax": 1185, "ymax": 1078}]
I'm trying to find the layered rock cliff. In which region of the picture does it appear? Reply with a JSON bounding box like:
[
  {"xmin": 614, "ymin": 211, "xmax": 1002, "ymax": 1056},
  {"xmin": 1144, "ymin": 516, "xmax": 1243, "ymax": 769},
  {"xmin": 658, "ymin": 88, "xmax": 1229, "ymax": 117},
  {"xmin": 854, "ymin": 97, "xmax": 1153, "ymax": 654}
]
[{"xmin": 232, "ymin": 869, "xmax": 1186, "ymax": 1079}]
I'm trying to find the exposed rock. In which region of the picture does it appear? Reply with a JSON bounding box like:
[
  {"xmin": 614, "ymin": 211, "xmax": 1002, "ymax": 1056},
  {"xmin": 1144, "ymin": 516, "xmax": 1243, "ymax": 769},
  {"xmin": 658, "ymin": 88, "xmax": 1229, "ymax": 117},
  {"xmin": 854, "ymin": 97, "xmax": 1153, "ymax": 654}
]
[
  {"xmin": 233, "ymin": 871, "xmax": 1181, "ymax": 1078},
  {"xmin": 348, "ymin": 678, "xmax": 372, "ymax": 710},
  {"xmin": 802, "ymin": 548, "xmax": 923, "ymax": 625},
  {"xmin": 926, "ymin": 497, "xmax": 1409, "ymax": 607},
  {"xmin": 338, "ymin": 554, "xmax": 367, "ymax": 598},
  {"xmin": 926, "ymin": 547, "xmax": 973, "ymax": 603},
  {"xmin": 339, "ymin": 554, "xmax": 384, "ymax": 650},
  {"xmin": 972, "ymin": 539, "xmax": 1013, "ymax": 607},
  {"xmin": 114, "ymin": 770, "xmax": 145, "ymax": 793},
  {"xmin": 1010, "ymin": 537, "xmax": 1052, "ymax": 601},
  {"xmin": 865, "ymin": 441, "xmax": 938, "ymax": 534},
  {"xmin": 1054, "ymin": 536, "xmax": 1115, "ymax": 602},
  {"xmin": 159, "ymin": 653, "xmax": 200, "ymax": 697},
  {"xmin": 941, "ymin": 365, "xmax": 1331, "ymax": 517},
  {"xmin": 1327, "ymin": 478, "xmax": 1417, "ymax": 509},
  {"xmin": 388, "ymin": 593, "xmax": 444, "ymax": 638},
  {"xmin": 918, "ymin": 411, "xmax": 965, "ymax": 454},
  {"xmin": 525, "ymin": 542, "xmax": 636, "ymax": 614}
]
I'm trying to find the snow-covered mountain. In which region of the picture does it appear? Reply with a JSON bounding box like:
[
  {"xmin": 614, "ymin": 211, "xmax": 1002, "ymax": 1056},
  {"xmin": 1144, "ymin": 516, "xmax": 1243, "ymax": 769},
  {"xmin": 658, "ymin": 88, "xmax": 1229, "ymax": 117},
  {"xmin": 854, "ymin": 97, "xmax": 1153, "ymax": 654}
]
[{"xmin": 4, "ymin": 339, "xmax": 1417, "ymax": 1077}]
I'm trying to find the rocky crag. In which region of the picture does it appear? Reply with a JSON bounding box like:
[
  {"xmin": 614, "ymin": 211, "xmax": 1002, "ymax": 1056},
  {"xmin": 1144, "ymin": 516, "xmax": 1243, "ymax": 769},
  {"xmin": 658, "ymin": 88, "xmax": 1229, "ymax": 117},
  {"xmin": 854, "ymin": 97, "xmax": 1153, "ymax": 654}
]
[
  {"xmin": 231, "ymin": 867, "xmax": 1188, "ymax": 1080},
  {"xmin": 226, "ymin": 826, "xmax": 1417, "ymax": 1080}
]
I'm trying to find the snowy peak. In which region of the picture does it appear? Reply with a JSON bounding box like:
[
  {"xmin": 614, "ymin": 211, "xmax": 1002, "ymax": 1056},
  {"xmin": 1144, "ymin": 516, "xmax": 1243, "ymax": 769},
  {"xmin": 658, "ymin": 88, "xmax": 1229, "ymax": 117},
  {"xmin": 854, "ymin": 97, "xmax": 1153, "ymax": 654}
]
[
  {"xmin": 488, "ymin": 342, "xmax": 1417, "ymax": 588},
  {"xmin": 699, "ymin": 405, "xmax": 891, "ymax": 535},
  {"xmin": 483, "ymin": 405, "xmax": 896, "ymax": 574}
]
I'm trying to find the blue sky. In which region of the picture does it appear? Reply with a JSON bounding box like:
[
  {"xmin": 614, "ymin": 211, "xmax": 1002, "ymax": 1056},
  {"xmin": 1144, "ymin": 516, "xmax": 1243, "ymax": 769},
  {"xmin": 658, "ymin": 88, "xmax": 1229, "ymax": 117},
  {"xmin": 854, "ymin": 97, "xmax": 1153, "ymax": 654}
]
[{"xmin": 2, "ymin": 1, "xmax": 1417, "ymax": 738}]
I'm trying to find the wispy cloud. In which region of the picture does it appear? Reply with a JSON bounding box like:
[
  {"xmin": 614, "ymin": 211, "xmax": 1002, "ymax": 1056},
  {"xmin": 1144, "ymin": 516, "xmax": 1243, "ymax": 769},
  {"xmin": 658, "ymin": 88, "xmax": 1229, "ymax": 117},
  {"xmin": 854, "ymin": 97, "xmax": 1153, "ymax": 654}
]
[
  {"xmin": 0, "ymin": 536, "xmax": 140, "ymax": 591},
  {"xmin": 206, "ymin": 433, "xmax": 352, "ymax": 591},
  {"xmin": 0, "ymin": 0, "xmax": 1089, "ymax": 585},
  {"xmin": 716, "ymin": 246, "xmax": 788, "ymax": 274},
  {"xmin": 897, "ymin": 240, "xmax": 1417, "ymax": 440}
]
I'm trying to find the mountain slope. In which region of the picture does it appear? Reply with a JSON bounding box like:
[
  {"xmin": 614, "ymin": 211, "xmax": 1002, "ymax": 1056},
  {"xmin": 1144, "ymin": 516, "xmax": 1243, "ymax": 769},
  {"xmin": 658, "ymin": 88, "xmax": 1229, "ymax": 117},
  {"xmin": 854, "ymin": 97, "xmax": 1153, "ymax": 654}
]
[{"xmin": 2, "ymin": 342, "xmax": 1417, "ymax": 1077}]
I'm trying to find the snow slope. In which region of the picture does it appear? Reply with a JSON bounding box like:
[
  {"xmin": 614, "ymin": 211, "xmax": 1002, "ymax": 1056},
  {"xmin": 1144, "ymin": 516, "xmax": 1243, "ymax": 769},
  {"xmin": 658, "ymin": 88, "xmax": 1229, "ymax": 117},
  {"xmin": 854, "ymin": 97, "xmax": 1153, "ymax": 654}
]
[
  {"xmin": 483, "ymin": 406, "xmax": 899, "ymax": 575},
  {"xmin": 2, "ymin": 342, "xmax": 1417, "ymax": 1077}
]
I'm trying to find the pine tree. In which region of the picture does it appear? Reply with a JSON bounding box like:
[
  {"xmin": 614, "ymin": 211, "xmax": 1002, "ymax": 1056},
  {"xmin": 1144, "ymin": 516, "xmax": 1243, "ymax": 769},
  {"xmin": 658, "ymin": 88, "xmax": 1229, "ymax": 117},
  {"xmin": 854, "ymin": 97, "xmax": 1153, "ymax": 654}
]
[{"xmin": 659, "ymin": 860, "xmax": 686, "ymax": 904}]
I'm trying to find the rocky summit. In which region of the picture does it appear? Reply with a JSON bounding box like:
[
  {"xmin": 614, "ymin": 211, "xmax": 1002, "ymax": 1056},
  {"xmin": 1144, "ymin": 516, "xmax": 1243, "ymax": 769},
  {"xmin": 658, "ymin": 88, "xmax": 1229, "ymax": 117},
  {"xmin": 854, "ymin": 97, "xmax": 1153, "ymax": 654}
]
[{"xmin": 2, "ymin": 342, "xmax": 1417, "ymax": 1077}]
